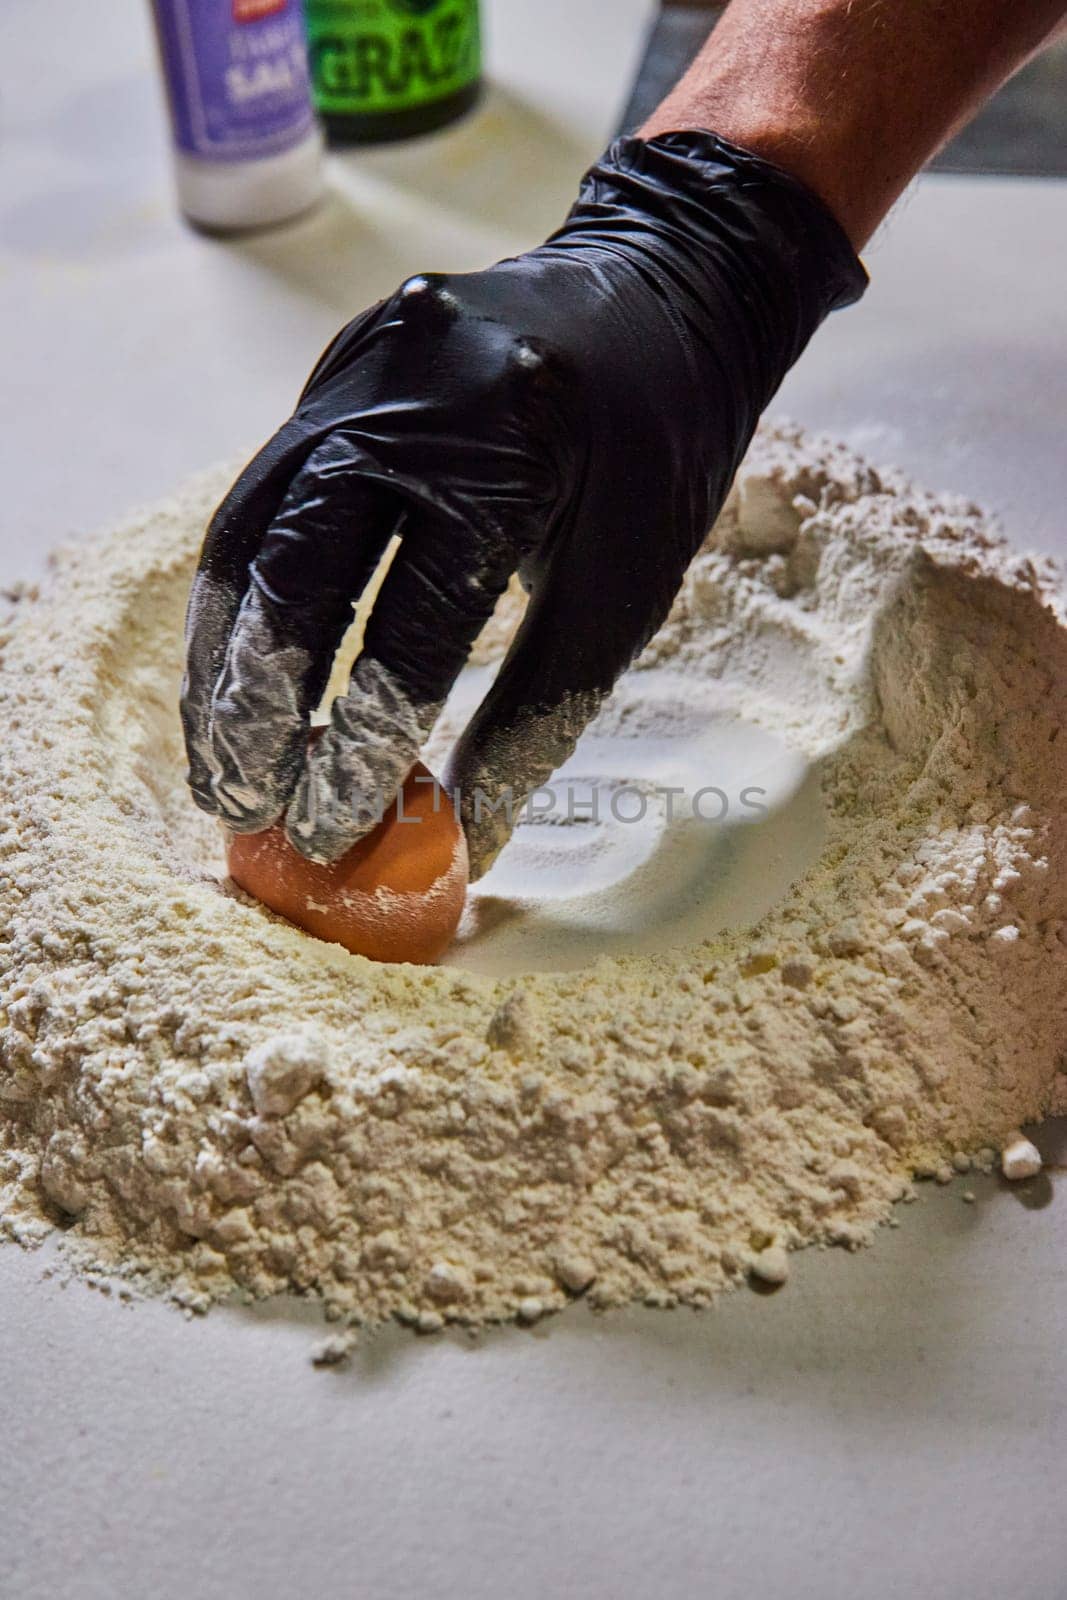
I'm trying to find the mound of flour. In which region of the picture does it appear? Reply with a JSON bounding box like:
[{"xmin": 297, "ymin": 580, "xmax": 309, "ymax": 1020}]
[{"xmin": 1, "ymin": 422, "xmax": 1064, "ymax": 1332}]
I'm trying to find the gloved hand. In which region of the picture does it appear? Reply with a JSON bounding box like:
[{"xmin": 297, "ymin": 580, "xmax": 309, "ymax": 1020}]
[{"xmin": 182, "ymin": 131, "xmax": 865, "ymax": 878}]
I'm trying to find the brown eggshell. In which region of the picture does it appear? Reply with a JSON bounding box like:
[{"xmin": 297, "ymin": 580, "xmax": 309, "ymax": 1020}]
[{"xmin": 226, "ymin": 761, "xmax": 468, "ymax": 965}]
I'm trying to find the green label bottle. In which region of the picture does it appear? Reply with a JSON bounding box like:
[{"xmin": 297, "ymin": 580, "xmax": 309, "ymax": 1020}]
[{"xmin": 304, "ymin": 0, "xmax": 482, "ymax": 143}]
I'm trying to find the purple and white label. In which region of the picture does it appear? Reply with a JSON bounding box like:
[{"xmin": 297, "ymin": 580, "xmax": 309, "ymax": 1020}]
[{"xmin": 153, "ymin": 0, "xmax": 315, "ymax": 162}]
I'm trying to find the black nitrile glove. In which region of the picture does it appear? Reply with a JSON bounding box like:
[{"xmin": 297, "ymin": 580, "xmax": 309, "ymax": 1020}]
[{"xmin": 182, "ymin": 131, "xmax": 865, "ymax": 877}]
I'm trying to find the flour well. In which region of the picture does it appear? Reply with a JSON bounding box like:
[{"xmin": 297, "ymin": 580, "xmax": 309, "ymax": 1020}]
[{"xmin": 0, "ymin": 422, "xmax": 1064, "ymax": 1332}]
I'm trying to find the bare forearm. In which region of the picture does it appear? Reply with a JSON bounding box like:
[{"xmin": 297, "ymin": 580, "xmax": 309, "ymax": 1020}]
[{"xmin": 642, "ymin": 0, "xmax": 1067, "ymax": 246}]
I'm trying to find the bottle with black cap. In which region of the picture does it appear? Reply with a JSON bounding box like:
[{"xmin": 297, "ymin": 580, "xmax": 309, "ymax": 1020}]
[{"xmin": 304, "ymin": 0, "xmax": 482, "ymax": 145}]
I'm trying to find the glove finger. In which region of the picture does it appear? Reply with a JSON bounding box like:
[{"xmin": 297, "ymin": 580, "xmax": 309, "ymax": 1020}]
[
  {"xmin": 183, "ymin": 300, "xmax": 392, "ymax": 811},
  {"xmin": 443, "ymin": 554, "xmax": 672, "ymax": 879},
  {"xmin": 285, "ymin": 503, "xmax": 514, "ymax": 862},
  {"xmin": 206, "ymin": 435, "xmax": 402, "ymax": 832},
  {"xmin": 182, "ymin": 418, "xmax": 317, "ymax": 812}
]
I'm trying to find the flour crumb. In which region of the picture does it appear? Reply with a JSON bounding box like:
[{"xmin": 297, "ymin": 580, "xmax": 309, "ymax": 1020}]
[
  {"xmin": 1000, "ymin": 1133, "xmax": 1043, "ymax": 1181},
  {"xmin": 553, "ymin": 1252, "xmax": 597, "ymax": 1294},
  {"xmin": 749, "ymin": 1246, "xmax": 790, "ymax": 1287},
  {"xmin": 312, "ymin": 1329, "xmax": 358, "ymax": 1368}
]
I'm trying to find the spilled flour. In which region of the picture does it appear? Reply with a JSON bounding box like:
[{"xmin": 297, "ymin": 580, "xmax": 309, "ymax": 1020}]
[{"xmin": 1, "ymin": 421, "xmax": 1065, "ymax": 1337}]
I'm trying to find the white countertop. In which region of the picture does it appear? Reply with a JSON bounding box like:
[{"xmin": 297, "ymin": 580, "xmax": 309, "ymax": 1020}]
[{"xmin": 2, "ymin": 4, "xmax": 1066, "ymax": 1597}]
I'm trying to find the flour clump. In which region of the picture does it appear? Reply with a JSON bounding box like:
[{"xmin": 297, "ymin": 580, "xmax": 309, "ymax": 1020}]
[{"xmin": 245, "ymin": 1030, "xmax": 327, "ymax": 1118}]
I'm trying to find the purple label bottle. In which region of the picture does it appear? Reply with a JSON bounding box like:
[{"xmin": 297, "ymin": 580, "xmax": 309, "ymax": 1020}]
[{"xmin": 151, "ymin": 0, "xmax": 323, "ymax": 231}]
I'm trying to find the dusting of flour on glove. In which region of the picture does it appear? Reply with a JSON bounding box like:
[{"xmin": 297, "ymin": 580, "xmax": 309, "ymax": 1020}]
[{"xmin": 0, "ymin": 422, "xmax": 1063, "ymax": 1332}]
